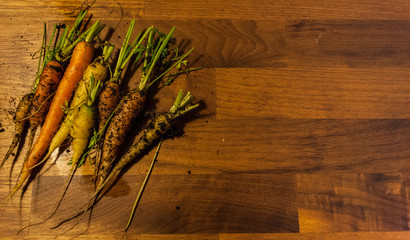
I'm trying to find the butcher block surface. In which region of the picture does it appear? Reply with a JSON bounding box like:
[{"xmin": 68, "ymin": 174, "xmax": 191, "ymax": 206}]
[{"xmin": 0, "ymin": 0, "xmax": 410, "ymax": 239}]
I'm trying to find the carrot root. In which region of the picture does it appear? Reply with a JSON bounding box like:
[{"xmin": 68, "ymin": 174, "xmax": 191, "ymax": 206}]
[{"xmin": 1, "ymin": 93, "xmax": 33, "ymax": 169}]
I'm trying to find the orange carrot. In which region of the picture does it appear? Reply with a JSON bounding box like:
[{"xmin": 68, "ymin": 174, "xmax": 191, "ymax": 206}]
[{"xmin": 6, "ymin": 20, "xmax": 104, "ymax": 200}]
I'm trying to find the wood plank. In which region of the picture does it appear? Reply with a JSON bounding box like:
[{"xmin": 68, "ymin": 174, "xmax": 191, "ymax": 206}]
[
  {"xmin": 25, "ymin": 19, "xmax": 409, "ymax": 69},
  {"xmin": 285, "ymin": 20, "xmax": 410, "ymax": 68},
  {"xmin": 297, "ymin": 173, "xmax": 409, "ymax": 232},
  {"xmin": 127, "ymin": 119, "xmax": 410, "ymax": 174},
  {"xmin": 0, "ymin": 176, "xmax": 32, "ymax": 237},
  {"xmin": 219, "ymin": 232, "xmax": 410, "ymax": 240},
  {"xmin": 216, "ymin": 67, "xmax": 410, "ymax": 119},
  {"xmin": 126, "ymin": 20, "xmax": 410, "ymax": 69},
  {"xmin": 25, "ymin": 234, "xmax": 219, "ymax": 240},
  {"xmin": 26, "ymin": 174, "xmax": 298, "ymax": 236},
  {"xmin": 144, "ymin": 0, "xmax": 410, "ymax": 20},
  {"xmin": 0, "ymin": 0, "xmax": 143, "ymax": 20}
]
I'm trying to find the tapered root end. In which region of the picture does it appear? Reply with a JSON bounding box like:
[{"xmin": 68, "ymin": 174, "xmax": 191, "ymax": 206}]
[
  {"xmin": 0, "ymin": 134, "xmax": 22, "ymax": 169},
  {"xmin": 2, "ymin": 179, "xmax": 24, "ymax": 207},
  {"xmin": 5, "ymin": 170, "xmax": 30, "ymax": 204}
]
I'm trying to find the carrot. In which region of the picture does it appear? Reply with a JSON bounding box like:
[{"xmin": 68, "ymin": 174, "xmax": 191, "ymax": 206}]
[
  {"xmin": 97, "ymin": 26, "xmax": 198, "ymax": 183},
  {"xmin": 97, "ymin": 81, "xmax": 121, "ymax": 131},
  {"xmin": 70, "ymin": 74, "xmax": 104, "ymax": 178},
  {"xmin": 5, "ymin": 20, "xmax": 105, "ymax": 201},
  {"xmin": 24, "ymin": 10, "xmax": 88, "ymax": 156},
  {"xmin": 0, "ymin": 11, "xmax": 87, "ymax": 169},
  {"xmin": 52, "ymin": 90, "xmax": 199, "ymax": 229},
  {"xmin": 0, "ymin": 93, "xmax": 33, "ymax": 168},
  {"xmin": 97, "ymin": 21, "xmax": 150, "ymax": 134},
  {"xmin": 93, "ymin": 22, "xmax": 151, "ymax": 174},
  {"xmin": 16, "ymin": 75, "xmax": 105, "ymax": 235},
  {"xmin": 36, "ymin": 44, "xmax": 113, "ymax": 167},
  {"xmin": 24, "ymin": 60, "xmax": 64, "ymax": 152},
  {"xmin": 102, "ymin": 90, "xmax": 198, "ymax": 183},
  {"xmin": 96, "ymin": 27, "xmax": 173, "ymax": 182}
]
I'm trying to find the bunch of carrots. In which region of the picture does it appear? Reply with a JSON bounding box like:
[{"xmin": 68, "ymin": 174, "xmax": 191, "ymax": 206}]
[{"xmin": 1, "ymin": 10, "xmax": 201, "ymax": 233}]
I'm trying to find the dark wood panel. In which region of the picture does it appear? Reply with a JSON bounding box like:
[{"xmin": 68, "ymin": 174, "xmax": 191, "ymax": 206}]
[
  {"xmin": 219, "ymin": 232, "xmax": 410, "ymax": 240},
  {"xmin": 27, "ymin": 173, "xmax": 298, "ymax": 236},
  {"xmin": 133, "ymin": 119, "xmax": 410, "ymax": 174},
  {"xmin": 216, "ymin": 67, "xmax": 410, "ymax": 119},
  {"xmin": 144, "ymin": 0, "xmax": 410, "ymax": 20},
  {"xmin": 285, "ymin": 20, "xmax": 410, "ymax": 68},
  {"xmin": 82, "ymin": 19, "xmax": 410, "ymax": 69}
]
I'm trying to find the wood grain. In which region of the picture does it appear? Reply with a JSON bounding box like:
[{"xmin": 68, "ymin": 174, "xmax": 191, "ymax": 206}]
[
  {"xmin": 26, "ymin": 173, "xmax": 297, "ymax": 236},
  {"xmin": 144, "ymin": 0, "xmax": 410, "ymax": 20},
  {"xmin": 216, "ymin": 67, "xmax": 410, "ymax": 119},
  {"xmin": 298, "ymin": 173, "xmax": 409, "ymax": 232},
  {"xmin": 0, "ymin": 0, "xmax": 409, "ymax": 239}
]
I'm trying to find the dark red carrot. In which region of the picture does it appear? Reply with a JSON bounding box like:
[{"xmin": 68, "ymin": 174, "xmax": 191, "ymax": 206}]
[
  {"xmin": 97, "ymin": 21, "xmax": 150, "ymax": 134},
  {"xmin": 97, "ymin": 27, "xmax": 175, "ymax": 182},
  {"xmin": 0, "ymin": 93, "xmax": 33, "ymax": 168},
  {"xmin": 25, "ymin": 60, "xmax": 64, "ymax": 149}
]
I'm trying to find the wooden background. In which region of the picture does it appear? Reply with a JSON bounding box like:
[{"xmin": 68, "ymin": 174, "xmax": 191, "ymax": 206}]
[{"xmin": 1, "ymin": 0, "xmax": 410, "ymax": 239}]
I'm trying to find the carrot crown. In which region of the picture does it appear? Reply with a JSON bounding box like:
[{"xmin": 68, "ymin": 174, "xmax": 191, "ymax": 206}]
[
  {"xmin": 167, "ymin": 89, "xmax": 199, "ymax": 121},
  {"xmin": 101, "ymin": 42, "xmax": 115, "ymax": 65},
  {"xmin": 53, "ymin": 10, "xmax": 88, "ymax": 63},
  {"xmin": 56, "ymin": 19, "xmax": 105, "ymax": 63},
  {"xmin": 87, "ymin": 75, "xmax": 103, "ymax": 106}
]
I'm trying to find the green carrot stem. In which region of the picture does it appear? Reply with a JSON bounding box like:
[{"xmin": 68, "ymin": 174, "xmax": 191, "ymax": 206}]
[
  {"xmin": 58, "ymin": 20, "xmax": 102, "ymax": 60},
  {"xmin": 124, "ymin": 140, "xmax": 162, "ymax": 232},
  {"xmin": 63, "ymin": 10, "xmax": 87, "ymax": 48},
  {"xmin": 112, "ymin": 24, "xmax": 152, "ymax": 83},
  {"xmin": 118, "ymin": 19, "xmax": 135, "ymax": 67},
  {"xmin": 168, "ymin": 90, "xmax": 198, "ymax": 120},
  {"xmin": 101, "ymin": 43, "xmax": 115, "ymax": 64},
  {"xmin": 112, "ymin": 19, "xmax": 136, "ymax": 82},
  {"xmin": 30, "ymin": 23, "xmax": 48, "ymax": 93},
  {"xmin": 38, "ymin": 23, "xmax": 46, "ymax": 74},
  {"xmin": 138, "ymin": 27, "xmax": 175, "ymax": 92},
  {"xmin": 54, "ymin": 26, "xmax": 69, "ymax": 57},
  {"xmin": 84, "ymin": 20, "xmax": 105, "ymax": 43},
  {"xmin": 46, "ymin": 24, "xmax": 57, "ymax": 59},
  {"xmin": 87, "ymin": 76, "xmax": 103, "ymax": 106},
  {"xmin": 121, "ymin": 27, "xmax": 151, "ymax": 70}
]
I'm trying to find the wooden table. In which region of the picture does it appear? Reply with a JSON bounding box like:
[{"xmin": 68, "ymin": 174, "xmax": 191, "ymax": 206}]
[{"xmin": 1, "ymin": 0, "xmax": 410, "ymax": 239}]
